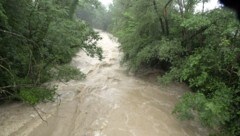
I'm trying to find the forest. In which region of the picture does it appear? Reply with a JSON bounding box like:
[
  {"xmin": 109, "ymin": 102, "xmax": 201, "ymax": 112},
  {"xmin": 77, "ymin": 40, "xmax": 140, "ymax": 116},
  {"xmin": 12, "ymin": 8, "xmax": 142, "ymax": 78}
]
[
  {"xmin": 0, "ymin": 0, "xmax": 240, "ymax": 135},
  {"xmin": 109, "ymin": 0, "xmax": 240, "ymax": 135}
]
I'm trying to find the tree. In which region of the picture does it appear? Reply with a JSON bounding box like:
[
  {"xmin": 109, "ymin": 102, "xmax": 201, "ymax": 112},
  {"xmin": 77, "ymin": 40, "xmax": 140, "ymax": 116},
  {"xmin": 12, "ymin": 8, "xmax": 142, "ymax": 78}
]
[{"xmin": 0, "ymin": 0, "xmax": 102, "ymax": 105}]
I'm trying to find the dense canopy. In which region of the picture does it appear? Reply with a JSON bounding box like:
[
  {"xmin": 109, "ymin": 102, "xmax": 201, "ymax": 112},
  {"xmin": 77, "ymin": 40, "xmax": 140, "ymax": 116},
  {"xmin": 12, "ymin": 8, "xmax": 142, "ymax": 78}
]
[{"xmin": 0, "ymin": 0, "xmax": 102, "ymax": 104}]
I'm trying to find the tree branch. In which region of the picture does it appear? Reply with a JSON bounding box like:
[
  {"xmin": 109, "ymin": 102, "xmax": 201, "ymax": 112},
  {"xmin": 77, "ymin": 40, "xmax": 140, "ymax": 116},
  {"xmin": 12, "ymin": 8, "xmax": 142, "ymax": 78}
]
[
  {"xmin": 163, "ymin": 0, "xmax": 173, "ymax": 35},
  {"xmin": 152, "ymin": 0, "xmax": 165, "ymax": 34},
  {"xmin": 0, "ymin": 29, "xmax": 39, "ymax": 46},
  {"xmin": 33, "ymin": 106, "xmax": 48, "ymax": 123}
]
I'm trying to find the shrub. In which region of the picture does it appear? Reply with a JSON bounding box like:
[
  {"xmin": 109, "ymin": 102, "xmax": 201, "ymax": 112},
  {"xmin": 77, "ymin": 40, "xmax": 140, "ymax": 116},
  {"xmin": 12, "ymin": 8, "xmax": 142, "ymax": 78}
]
[{"xmin": 19, "ymin": 87, "xmax": 55, "ymax": 105}]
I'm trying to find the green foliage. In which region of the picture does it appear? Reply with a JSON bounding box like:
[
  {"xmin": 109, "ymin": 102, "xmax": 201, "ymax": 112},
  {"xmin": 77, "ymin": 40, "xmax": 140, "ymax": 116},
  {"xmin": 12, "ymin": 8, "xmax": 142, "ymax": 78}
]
[
  {"xmin": 181, "ymin": 15, "xmax": 211, "ymax": 30},
  {"xmin": 19, "ymin": 87, "xmax": 55, "ymax": 105},
  {"xmin": 174, "ymin": 84, "xmax": 232, "ymax": 128},
  {"xmin": 173, "ymin": 93, "xmax": 207, "ymax": 120},
  {"xmin": 44, "ymin": 19, "xmax": 103, "ymax": 64},
  {"xmin": 0, "ymin": 0, "xmax": 7, "ymax": 27},
  {"xmin": 51, "ymin": 65, "xmax": 86, "ymax": 82},
  {"xmin": 110, "ymin": 0, "xmax": 240, "ymax": 134},
  {"xmin": 0, "ymin": 0, "xmax": 102, "ymax": 104}
]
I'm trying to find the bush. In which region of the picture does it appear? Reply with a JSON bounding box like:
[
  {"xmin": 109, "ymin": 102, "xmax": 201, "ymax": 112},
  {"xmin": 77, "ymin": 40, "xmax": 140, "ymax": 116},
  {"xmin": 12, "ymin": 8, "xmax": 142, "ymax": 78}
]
[
  {"xmin": 19, "ymin": 87, "xmax": 55, "ymax": 105},
  {"xmin": 51, "ymin": 65, "xmax": 86, "ymax": 82}
]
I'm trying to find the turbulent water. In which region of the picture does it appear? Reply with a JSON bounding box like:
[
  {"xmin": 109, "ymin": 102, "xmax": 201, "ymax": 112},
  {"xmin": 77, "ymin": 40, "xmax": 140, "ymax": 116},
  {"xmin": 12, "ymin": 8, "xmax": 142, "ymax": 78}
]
[{"xmin": 0, "ymin": 31, "xmax": 208, "ymax": 136}]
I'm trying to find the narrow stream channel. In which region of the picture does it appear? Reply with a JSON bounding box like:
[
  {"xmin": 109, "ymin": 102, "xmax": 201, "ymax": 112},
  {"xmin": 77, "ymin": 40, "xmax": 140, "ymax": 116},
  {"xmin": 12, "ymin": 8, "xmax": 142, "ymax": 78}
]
[{"xmin": 0, "ymin": 31, "xmax": 208, "ymax": 136}]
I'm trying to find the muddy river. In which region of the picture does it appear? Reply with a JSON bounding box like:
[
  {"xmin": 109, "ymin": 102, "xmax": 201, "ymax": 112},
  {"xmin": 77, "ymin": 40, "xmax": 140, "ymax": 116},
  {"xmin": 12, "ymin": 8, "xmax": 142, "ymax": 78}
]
[{"xmin": 0, "ymin": 31, "xmax": 208, "ymax": 136}]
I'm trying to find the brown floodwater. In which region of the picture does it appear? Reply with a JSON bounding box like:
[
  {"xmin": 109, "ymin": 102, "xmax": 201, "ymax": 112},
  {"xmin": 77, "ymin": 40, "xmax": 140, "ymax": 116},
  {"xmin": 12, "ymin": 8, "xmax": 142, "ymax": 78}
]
[{"xmin": 0, "ymin": 31, "xmax": 208, "ymax": 136}]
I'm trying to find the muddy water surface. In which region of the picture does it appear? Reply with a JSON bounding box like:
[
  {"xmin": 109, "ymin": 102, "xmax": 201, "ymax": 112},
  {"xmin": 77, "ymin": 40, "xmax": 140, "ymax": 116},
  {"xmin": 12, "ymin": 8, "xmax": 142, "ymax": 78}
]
[{"xmin": 0, "ymin": 31, "xmax": 208, "ymax": 136}]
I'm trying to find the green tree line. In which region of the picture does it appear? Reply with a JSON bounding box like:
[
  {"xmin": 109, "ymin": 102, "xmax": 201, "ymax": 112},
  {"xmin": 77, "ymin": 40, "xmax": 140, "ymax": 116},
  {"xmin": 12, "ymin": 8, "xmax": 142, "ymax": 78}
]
[
  {"xmin": 0, "ymin": 0, "xmax": 102, "ymax": 105},
  {"xmin": 110, "ymin": 0, "xmax": 240, "ymax": 135},
  {"xmin": 76, "ymin": 1, "xmax": 112, "ymax": 31}
]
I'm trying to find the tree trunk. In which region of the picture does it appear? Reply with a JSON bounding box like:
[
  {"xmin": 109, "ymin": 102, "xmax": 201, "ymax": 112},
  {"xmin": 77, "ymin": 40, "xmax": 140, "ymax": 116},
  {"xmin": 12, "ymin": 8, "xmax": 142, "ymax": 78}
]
[{"xmin": 152, "ymin": 0, "xmax": 165, "ymax": 34}]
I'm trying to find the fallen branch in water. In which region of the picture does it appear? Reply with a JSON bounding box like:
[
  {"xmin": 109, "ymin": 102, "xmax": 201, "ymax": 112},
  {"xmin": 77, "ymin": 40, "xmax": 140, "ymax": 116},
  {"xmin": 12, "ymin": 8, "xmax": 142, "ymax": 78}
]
[{"xmin": 33, "ymin": 106, "xmax": 48, "ymax": 124}]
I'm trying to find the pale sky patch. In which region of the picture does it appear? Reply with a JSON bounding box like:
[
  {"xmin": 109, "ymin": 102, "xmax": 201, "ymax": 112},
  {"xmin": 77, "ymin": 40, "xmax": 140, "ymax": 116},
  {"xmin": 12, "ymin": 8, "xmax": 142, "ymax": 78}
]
[
  {"xmin": 195, "ymin": 0, "xmax": 221, "ymax": 12},
  {"xmin": 98, "ymin": 0, "xmax": 220, "ymax": 11},
  {"xmin": 99, "ymin": 0, "xmax": 113, "ymax": 7}
]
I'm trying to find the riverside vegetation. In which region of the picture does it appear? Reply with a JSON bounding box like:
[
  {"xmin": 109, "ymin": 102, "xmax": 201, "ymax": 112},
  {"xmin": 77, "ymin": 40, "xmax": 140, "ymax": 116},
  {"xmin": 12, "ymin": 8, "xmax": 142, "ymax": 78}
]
[
  {"xmin": 0, "ymin": 0, "xmax": 102, "ymax": 105},
  {"xmin": 108, "ymin": 0, "xmax": 240, "ymax": 135}
]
